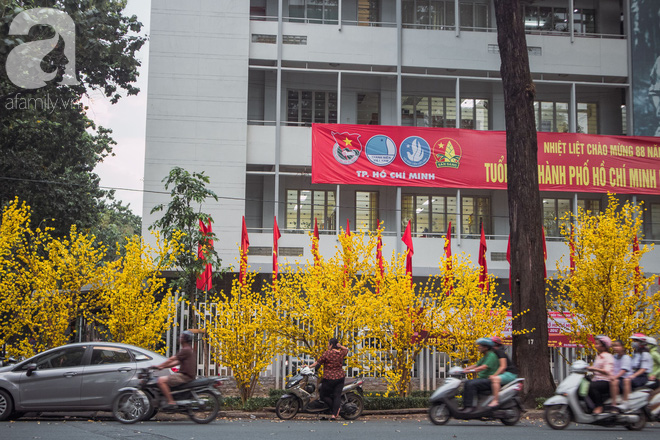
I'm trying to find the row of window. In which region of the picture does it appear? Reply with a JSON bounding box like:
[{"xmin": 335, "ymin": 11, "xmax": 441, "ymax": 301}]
[
  {"xmin": 252, "ymin": 1, "xmax": 602, "ymax": 35},
  {"xmin": 287, "ymin": 89, "xmax": 599, "ymax": 134},
  {"xmin": 285, "ymin": 191, "xmax": 660, "ymax": 240}
]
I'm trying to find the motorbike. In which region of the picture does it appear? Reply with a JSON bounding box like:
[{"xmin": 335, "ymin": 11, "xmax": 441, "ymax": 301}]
[
  {"xmin": 0, "ymin": 356, "xmax": 17, "ymax": 367},
  {"xmin": 647, "ymin": 388, "xmax": 660, "ymax": 422},
  {"xmin": 275, "ymin": 366, "xmax": 365, "ymax": 420},
  {"xmin": 112, "ymin": 367, "xmax": 226, "ymax": 424},
  {"xmin": 544, "ymin": 360, "xmax": 651, "ymax": 431},
  {"xmin": 428, "ymin": 366, "xmax": 525, "ymax": 426}
]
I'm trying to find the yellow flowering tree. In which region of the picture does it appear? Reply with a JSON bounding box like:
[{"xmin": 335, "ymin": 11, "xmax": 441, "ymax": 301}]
[
  {"xmin": 97, "ymin": 232, "xmax": 183, "ymax": 352},
  {"xmin": 548, "ymin": 193, "xmax": 659, "ymax": 351},
  {"xmin": 203, "ymin": 268, "xmax": 278, "ymax": 404},
  {"xmin": 269, "ymin": 227, "xmax": 376, "ymax": 372},
  {"xmin": 0, "ymin": 199, "xmax": 106, "ymax": 357},
  {"xmin": 434, "ymin": 252, "xmax": 511, "ymax": 363}
]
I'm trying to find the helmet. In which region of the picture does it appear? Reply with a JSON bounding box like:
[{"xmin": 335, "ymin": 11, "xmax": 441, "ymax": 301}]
[
  {"xmin": 476, "ymin": 337, "xmax": 495, "ymax": 347},
  {"xmin": 631, "ymin": 333, "xmax": 647, "ymax": 342},
  {"xmin": 595, "ymin": 335, "xmax": 612, "ymax": 349},
  {"xmin": 490, "ymin": 336, "xmax": 503, "ymax": 346},
  {"xmin": 180, "ymin": 330, "xmax": 194, "ymax": 343},
  {"xmin": 646, "ymin": 337, "xmax": 657, "ymax": 346}
]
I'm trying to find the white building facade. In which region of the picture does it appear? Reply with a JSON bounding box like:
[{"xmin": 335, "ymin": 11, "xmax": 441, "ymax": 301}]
[{"xmin": 143, "ymin": 0, "xmax": 660, "ymax": 289}]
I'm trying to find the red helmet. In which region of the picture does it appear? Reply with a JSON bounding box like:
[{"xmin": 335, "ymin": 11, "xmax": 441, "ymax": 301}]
[
  {"xmin": 490, "ymin": 336, "xmax": 503, "ymax": 346},
  {"xmin": 631, "ymin": 333, "xmax": 647, "ymax": 343}
]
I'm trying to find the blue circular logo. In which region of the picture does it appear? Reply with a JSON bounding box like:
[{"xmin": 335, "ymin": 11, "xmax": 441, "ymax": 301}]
[
  {"xmin": 365, "ymin": 135, "xmax": 397, "ymax": 166},
  {"xmin": 399, "ymin": 136, "xmax": 431, "ymax": 168}
]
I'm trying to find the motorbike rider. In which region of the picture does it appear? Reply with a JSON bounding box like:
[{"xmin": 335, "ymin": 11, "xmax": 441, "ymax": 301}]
[
  {"xmin": 462, "ymin": 337, "xmax": 499, "ymax": 412},
  {"xmin": 608, "ymin": 339, "xmax": 632, "ymax": 407},
  {"xmin": 586, "ymin": 335, "xmax": 613, "ymax": 415},
  {"xmin": 648, "ymin": 336, "xmax": 660, "ymax": 388},
  {"xmin": 487, "ymin": 336, "xmax": 518, "ymax": 407},
  {"xmin": 156, "ymin": 330, "xmax": 196, "ymax": 409},
  {"xmin": 621, "ymin": 333, "xmax": 653, "ymax": 409},
  {"xmin": 308, "ymin": 338, "xmax": 348, "ymax": 420}
]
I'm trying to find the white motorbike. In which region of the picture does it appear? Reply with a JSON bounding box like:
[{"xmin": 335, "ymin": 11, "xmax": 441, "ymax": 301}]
[
  {"xmin": 544, "ymin": 360, "xmax": 651, "ymax": 430},
  {"xmin": 428, "ymin": 366, "xmax": 525, "ymax": 426}
]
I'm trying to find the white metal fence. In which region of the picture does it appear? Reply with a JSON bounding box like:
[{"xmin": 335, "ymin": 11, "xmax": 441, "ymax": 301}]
[{"xmin": 169, "ymin": 300, "xmax": 583, "ymax": 389}]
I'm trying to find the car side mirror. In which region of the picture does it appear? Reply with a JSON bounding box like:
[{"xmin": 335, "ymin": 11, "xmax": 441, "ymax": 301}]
[{"xmin": 26, "ymin": 363, "xmax": 37, "ymax": 377}]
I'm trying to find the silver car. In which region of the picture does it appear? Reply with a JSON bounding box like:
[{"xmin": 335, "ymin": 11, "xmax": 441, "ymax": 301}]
[{"xmin": 0, "ymin": 342, "xmax": 170, "ymax": 420}]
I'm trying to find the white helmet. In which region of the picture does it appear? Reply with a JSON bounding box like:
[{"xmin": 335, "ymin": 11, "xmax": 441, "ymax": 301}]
[
  {"xmin": 300, "ymin": 366, "xmax": 313, "ymax": 375},
  {"xmin": 646, "ymin": 336, "xmax": 657, "ymax": 346}
]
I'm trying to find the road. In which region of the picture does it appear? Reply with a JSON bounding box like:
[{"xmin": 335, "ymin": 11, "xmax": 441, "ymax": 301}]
[{"xmin": 1, "ymin": 415, "xmax": 658, "ymax": 440}]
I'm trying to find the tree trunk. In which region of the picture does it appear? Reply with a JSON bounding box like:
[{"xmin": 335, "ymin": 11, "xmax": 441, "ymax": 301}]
[{"xmin": 493, "ymin": 0, "xmax": 556, "ymax": 405}]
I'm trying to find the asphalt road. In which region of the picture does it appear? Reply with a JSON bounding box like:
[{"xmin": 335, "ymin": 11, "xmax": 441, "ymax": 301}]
[{"xmin": 1, "ymin": 415, "xmax": 658, "ymax": 440}]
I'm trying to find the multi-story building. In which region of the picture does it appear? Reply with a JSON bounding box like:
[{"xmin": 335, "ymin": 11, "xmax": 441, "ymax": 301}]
[{"xmin": 143, "ymin": 0, "xmax": 660, "ymax": 291}]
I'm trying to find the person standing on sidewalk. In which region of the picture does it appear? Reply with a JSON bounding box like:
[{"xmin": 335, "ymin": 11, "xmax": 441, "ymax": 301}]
[{"xmin": 309, "ymin": 338, "xmax": 348, "ymax": 420}]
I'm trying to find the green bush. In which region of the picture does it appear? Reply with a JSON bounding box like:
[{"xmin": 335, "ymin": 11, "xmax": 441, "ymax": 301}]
[
  {"xmin": 222, "ymin": 396, "xmax": 279, "ymax": 410},
  {"xmin": 363, "ymin": 396, "xmax": 428, "ymax": 410},
  {"xmin": 535, "ymin": 397, "xmax": 547, "ymax": 410}
]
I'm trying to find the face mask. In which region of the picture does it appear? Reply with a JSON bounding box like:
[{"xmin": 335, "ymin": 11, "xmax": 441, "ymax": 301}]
[{"xmin": 632, "ymin": 342, "xmax": 641, "ymax": 350}]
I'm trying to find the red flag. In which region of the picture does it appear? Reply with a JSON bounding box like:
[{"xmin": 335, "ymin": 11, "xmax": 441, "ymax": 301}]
[
  {"xmin": 633, "ymin": 235, "xmax": 641, "ymax": 294},
  {"xmin": 312, "ymin": 217, "xmax": 320, "ymax": 266},
  {"xmin": 402, "ymin": 220, "xmax": 414, "ymax": 286},
  {"xmin": 542, "ymin": 227, "xmax": 548, "ymax": 279},
  {"xmin": 478, "ymin": 222, "xmax": 488, "ymax": 292},
  {"xmin": 196, "ymin": 219, "xmax": 213, "ymax": 291},
  {"xmin": 273, "ymin": 216, "xmax": 281, "ymax": 279},
  {"xmin": 444, "ymin": 222, "xmax": 453, "ymax": 294},
  {"xmin": 239, "ymin": 216, "xmax": 249, "ymax": 285}
]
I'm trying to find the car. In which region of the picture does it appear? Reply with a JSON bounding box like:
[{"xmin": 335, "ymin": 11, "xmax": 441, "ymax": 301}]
[{"xmin": 0, "ymin": 342, "xmax": 171, "ymax": 420}]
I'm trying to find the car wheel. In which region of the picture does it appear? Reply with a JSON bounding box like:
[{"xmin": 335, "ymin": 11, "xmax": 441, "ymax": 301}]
[
  {"xmin": 112, "ymin": 390, "xmax": 149, "ymax": 424},
  {"xmin": 275, "ymin": 396, "xmax": 300, "ymax": 420},
  {"xmin": 187, "ymin": 391, "xmax": 220, "ymax": 424},
  {"xmin": 341, "ymin": 393, "xmax": 364, "ymax": 420},
  {"xmin": 0, "ymin": 390, "xmax": 14, "ymax": 421}
]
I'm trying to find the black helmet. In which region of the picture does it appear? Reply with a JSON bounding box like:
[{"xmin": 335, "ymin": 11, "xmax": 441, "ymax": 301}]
[{"xmin": 180, "ymin": 330, "xmax": 194, "ymax": 343}]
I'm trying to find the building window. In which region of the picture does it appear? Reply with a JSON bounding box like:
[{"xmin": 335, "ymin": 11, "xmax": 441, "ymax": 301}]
[
  {"xmin": 402, "ymin": 194, "xmax": 458, "ymax": 236},
  {"xmin": 289, "ymin": 0, "xmax": 338, "ymax": 24},
  {"xmin": 523, "ymin": 5, "xmax": 568, "ymax": 32},
  {"xmin": 650, "ymin": 204, "xmax": 660, "ymax": 240},
  {"xmin": 534, "ymin": 101, "xmax": 597, "ymax": 134},
  {"xmin": 462, "ymin": 196, "xmax": 491, "ymax": 235},
  {"xmin": 287, "ymin": 90, "xmax": 337, "ymax": 126},
  {"xmin": 402, "ymin": 1, "xmax": 487, "ymax": 30},
  {"xmin": 402, "ymin": 96, "xmax": 488, "ymax": 130},
  {"xmin": 357, "ymin": 0, "xmax": 380, "ymax": 26},
  {"xmin": 356, "ymin": 191, "xmax": 379, "ymax": 231},
  {"xmin": 286, "ymin": 189, "xmax": 336, "ymax": 231},
  {"xmin": 358, "ymin": 93, "xmax": 380, "ymax": 125},
  {"xmin": 577, "ymin": 199, "xmax": 601, "ymax": 215},
  {"xmin": 543, "ymin": 197, "xmax": 571, "ymax": 237},
  {"xmin": 572, "ymin": 8, "xmax": 596, "ymax": 34}
]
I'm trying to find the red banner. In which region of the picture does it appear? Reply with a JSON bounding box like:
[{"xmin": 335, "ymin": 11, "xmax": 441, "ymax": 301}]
[{"xmin": 312, "ymin": 124, "xmax": 660, "ymax": 195}]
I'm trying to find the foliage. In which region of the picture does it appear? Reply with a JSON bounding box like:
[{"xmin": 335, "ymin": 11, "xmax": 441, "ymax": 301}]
[
  {"xmin": 0, "ymin": 197, "xmax": 106, "ymax": 357},
  {"xmin": 1, "ymin": 1, "xmax": 146, "ymax": 237},
  {"xmin": 149, "ymin": 167, "xmax": 222, "ymax": 298},
  {"xmin": 269, "ymin": 227, "xmax": 376, "ymax": 372},
  {"xmin": 92, "ymin": 199, "xmax": 142, "ymax": 261},
  {"xmin": 548, "ymin": 193, "xmax": 659, "ymax": 353},
  {"xmin": 1, "ymin": 0, "xmax": 147, "ymax": 103},
  {"xmin": 97, "ymin": 232, "xmax": 182, "ymax": 353},
  {"xmin": 433, "ymin": 252, "xmax": 512, "ymax": 363},
  {"xmin": 0, "ymin": 87, "xmax": 116, "ymax": 237},
  {"xmin": 0, "ymin": 199, "xmax": 179, "ymax": 357},
  {"xmin": 203, "ymin": 269, "xmax": 278, "ymax": 404}
]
